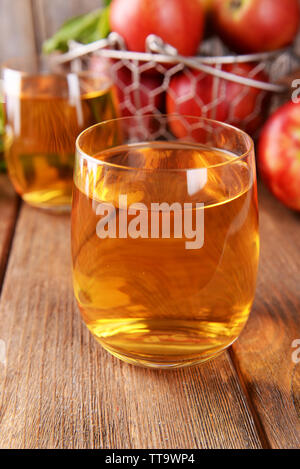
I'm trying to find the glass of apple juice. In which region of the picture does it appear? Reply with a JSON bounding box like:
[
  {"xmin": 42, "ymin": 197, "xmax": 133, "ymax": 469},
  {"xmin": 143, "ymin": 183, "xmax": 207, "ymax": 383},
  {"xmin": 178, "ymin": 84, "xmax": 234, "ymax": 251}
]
[
  {"xmin": 2, "ymin": 57, "xmax": 118, "ymax": 212},
  {"xmin": 72, "ymin": 115, "xmax": 259, "ymax": 368}
]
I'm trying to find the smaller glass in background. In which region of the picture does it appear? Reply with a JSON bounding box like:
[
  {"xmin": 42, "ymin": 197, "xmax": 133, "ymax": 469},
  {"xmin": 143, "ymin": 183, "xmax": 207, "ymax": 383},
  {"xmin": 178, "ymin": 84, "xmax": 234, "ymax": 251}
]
[{"xmin": 2, "ymin": 57, "xmax": 118, "ymax": 211}]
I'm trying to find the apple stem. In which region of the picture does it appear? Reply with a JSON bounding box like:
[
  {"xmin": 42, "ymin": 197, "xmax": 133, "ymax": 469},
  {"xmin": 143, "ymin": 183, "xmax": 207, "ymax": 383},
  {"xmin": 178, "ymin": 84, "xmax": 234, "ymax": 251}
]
[{"xmin": 229, "ymin": 0, "xmax": 243, "ymax": 10}]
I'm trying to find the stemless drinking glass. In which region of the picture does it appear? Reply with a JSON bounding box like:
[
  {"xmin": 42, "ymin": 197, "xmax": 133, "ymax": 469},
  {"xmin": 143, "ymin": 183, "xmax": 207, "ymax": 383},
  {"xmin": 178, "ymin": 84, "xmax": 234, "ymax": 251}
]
[
  {"xmin": 72, "ymin": 115, "xmax": 259, "ymax": 368},
  {"xmin": 2, "ymin": 58, "xmax": 118, "ymax": 211}
]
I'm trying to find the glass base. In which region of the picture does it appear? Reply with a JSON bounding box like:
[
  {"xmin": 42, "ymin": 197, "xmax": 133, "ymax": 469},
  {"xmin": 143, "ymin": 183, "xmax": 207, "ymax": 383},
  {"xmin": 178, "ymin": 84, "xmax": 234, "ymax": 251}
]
[
  {"xmin": 99, "ymin": 341, "xmax": 230, "ymax": 369},
  {"xmin": 85, "ymin": 318, "xmax": 244, "ymax": 369},
  {"xmin": 25, "ymin": 202, "xmax": 71, "ymax": 214},
  {"xmin": 23, "ymin": 191, "xmax": 72, "ymax": 214}
]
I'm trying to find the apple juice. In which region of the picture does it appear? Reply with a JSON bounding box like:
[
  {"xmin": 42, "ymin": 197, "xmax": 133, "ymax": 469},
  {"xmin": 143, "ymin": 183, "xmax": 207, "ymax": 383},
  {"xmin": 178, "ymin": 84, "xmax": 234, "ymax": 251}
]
[{"xmin": 71, "ymin": 141, "xmax": 259, "ymax": 367}]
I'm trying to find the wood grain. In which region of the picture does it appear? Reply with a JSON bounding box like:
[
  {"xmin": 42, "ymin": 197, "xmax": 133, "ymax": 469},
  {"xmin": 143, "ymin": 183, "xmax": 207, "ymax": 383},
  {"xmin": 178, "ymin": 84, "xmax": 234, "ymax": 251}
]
[
  {"xmin": 0, "ymin": 176, "xmax": 19, "ymax": 289},
  {"xmin": 0, "ymin": 203, "xmax": 262, "ymax": 449},
  {"xmin": 231, "ymin": 183, "xmax": 300, "ymax": 449},
  {"xmin": 0, "ymin": 0, "xmax": 37, "ymax": 62},
  {"xmin": 292, "ymin": 364, "xmax": 300, "ymax": 421}
]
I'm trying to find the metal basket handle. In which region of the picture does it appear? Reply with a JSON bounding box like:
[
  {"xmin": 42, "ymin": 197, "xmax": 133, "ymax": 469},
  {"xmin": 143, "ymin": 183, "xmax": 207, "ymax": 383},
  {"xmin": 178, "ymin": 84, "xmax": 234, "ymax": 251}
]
[{"xmin": 52, "ymin": 33, "xmax": 288, "ymax": 93}]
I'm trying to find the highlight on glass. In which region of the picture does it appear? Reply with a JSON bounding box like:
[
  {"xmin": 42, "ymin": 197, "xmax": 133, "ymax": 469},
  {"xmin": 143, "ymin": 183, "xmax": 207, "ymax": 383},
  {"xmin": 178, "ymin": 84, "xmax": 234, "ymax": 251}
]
[
  {"xmin": 71, "ymin": 115, "xmax": 259, "ymax": 369},
  {"xmin": 2, "ymin": 57, "xmax": 118, "ymax": 211}
]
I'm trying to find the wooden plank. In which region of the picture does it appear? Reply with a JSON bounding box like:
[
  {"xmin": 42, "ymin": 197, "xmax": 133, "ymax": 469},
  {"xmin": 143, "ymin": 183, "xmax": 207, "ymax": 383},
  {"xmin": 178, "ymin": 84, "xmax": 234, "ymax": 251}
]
[
  {"xmin": 0, "ymin": 204, "xmax": 262, "ymax": 449},
  {"xmin": 0, "ymin": 176, "xmax": 19, "ymax": 289},
  {"xmin": 231, "ymin": 183, "xmax": 300, "ymax": 449},
  {"xmin": 32, "ymin": 0, "xmax": 104, "ymax": 52},
  {"xmin": 292, "ymin": 364, "xmax": 300, "ymax": 421},
  {"xmin": 0, "ymin": 0, "xmax": 37, "ymax": 62}
]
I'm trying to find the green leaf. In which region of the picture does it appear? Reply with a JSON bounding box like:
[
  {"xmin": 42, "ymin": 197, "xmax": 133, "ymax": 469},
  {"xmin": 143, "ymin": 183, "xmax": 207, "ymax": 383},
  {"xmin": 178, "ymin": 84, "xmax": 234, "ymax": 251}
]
[
  {"xmin": 42, "ymin": 8, "xmax": 107, "ymax": 54},
  {"xmin": 98, "ymin": 5, "xmax": 111, "ymax": 39}
]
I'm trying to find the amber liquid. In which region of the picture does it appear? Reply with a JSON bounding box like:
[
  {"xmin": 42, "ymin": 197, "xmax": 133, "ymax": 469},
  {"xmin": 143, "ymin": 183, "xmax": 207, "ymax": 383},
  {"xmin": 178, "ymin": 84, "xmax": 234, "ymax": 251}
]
[
  {"xmin": 4, "ymin": 74, "xmax": 117, "ymax": 210},
  {"xmin": 72, "ymin": 142, "xmax": 259, "ymax": 368}
]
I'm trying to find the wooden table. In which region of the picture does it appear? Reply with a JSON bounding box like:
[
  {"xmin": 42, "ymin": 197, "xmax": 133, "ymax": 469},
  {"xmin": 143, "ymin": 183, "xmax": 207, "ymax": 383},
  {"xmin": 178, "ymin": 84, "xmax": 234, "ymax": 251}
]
[{"xmin": 0, "ymin": 174, "xmax": 299, "ymax": 449}]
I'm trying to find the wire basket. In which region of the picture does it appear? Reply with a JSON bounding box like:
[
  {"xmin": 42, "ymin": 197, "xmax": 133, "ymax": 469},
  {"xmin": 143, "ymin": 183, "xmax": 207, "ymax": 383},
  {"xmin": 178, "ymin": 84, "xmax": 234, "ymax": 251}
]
[{"xmin": 54, "ymin": 32, "xmax": 300, "ymax": 139}]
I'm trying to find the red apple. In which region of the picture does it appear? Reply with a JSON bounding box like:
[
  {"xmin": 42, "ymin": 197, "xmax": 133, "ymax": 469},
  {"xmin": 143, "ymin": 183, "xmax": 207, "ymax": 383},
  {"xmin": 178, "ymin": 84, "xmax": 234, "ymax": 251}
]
[
  {"xmin": 114, "ymin": 65, "xmax": 165, "ymax": 118},
  {"xmin": 89, "ymin": 55, "xmax": 164, "ymax": 118},
  {"xmin": 166, "ymin": 62, "xmax": 270, "ymax": 137},
  {"xmin": 109, "ymin": 0, "xmax": 205, "ymax": 56},
  {"xmin": 258, "ymin": 101, "xmax": 300, "ymax": 211},
  {"xmin": 212, "ymin": 0, "xmax": 300, "ymax": 53},
  {"xmin": 89, "ymin": 55, "xmax": 112, "ymax": 76}
]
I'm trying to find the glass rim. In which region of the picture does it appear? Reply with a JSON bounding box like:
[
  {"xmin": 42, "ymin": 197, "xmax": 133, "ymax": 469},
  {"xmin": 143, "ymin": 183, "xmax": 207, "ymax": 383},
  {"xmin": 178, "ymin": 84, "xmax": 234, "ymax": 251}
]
[{"xmin": 76, "ymin": 114, "xmax": 255, "ymax": 172}]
